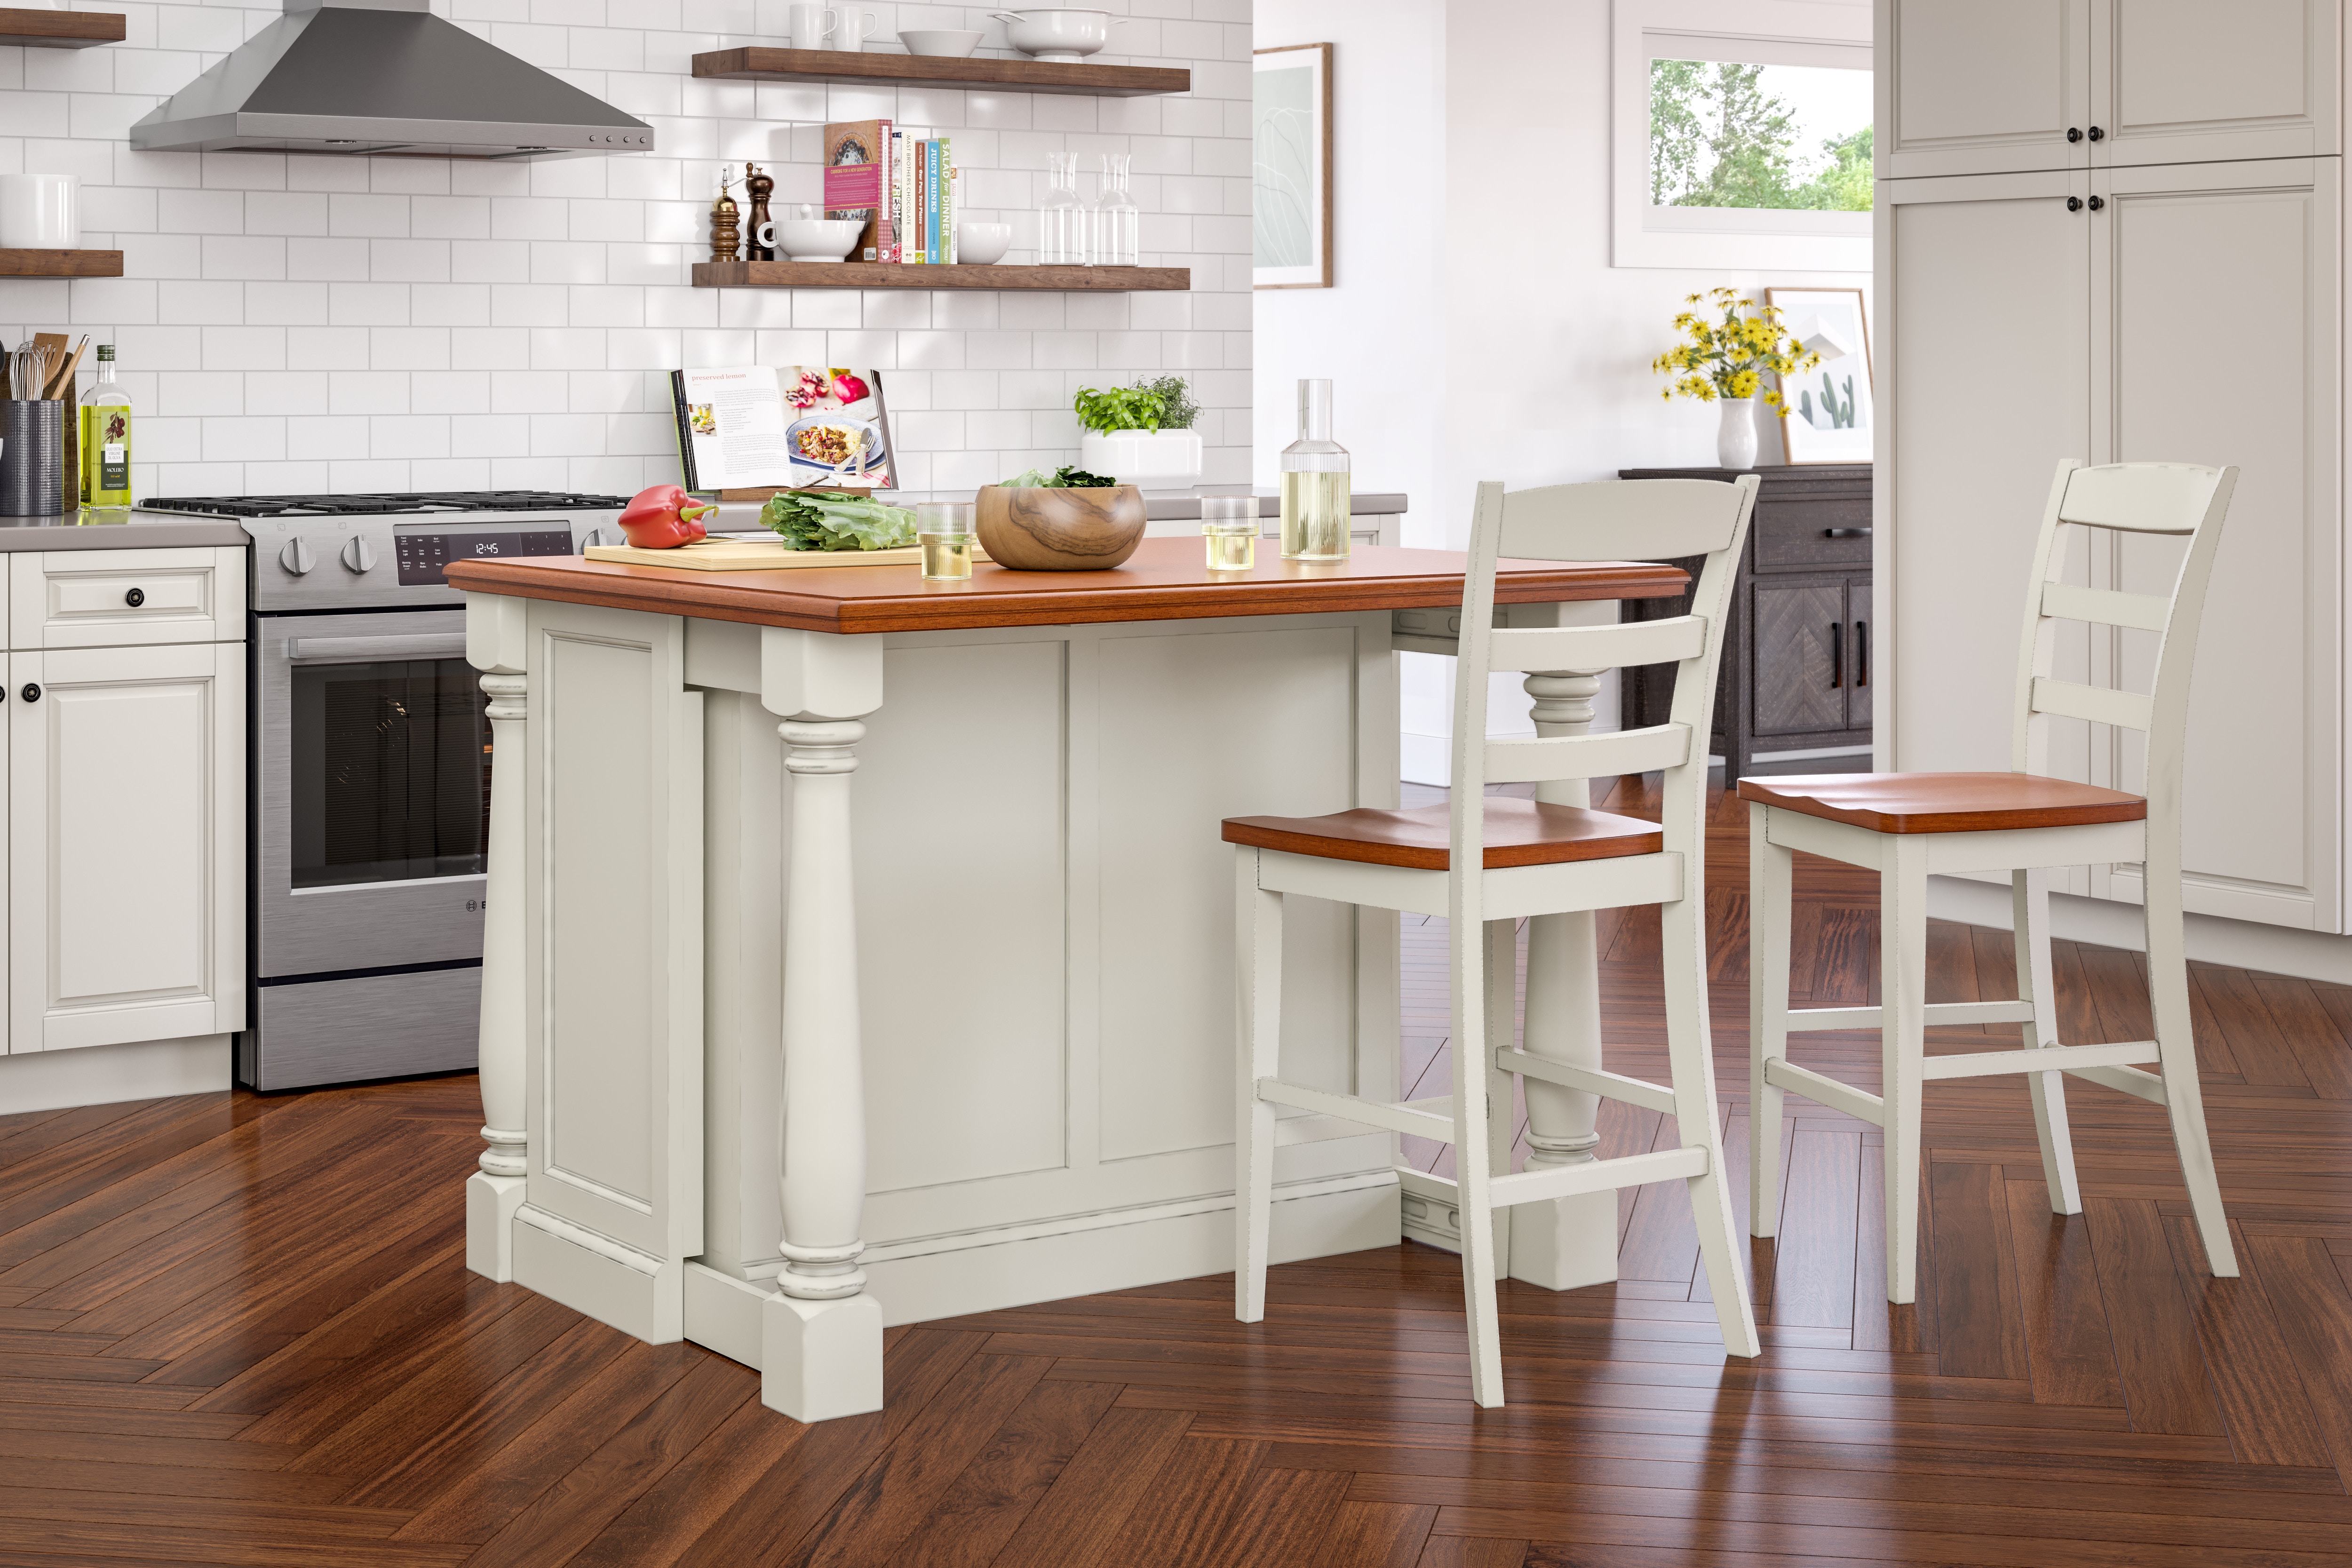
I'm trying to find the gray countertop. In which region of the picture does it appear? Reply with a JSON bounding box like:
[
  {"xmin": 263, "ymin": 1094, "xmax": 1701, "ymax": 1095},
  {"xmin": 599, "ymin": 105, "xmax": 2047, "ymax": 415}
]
[{"xmin": 0, "ymin": 514, "xmax": 250, "ymax": 550}]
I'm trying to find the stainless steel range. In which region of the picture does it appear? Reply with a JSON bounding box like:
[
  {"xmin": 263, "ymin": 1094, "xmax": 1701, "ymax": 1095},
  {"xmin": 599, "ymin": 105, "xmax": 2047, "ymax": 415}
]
[{"xmin": 139, "ymin": 492, "xmax": 629, "ymax": 1089}]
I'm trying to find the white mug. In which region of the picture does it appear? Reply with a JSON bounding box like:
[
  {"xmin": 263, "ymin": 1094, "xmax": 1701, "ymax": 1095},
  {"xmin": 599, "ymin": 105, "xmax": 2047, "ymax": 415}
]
[
  {"xmin": 786, "ymin": 3, "xmax": 835, "ymax": 49},
  {"xmin": 0, "ymin": 174, "xmax": 77, "ymax": 250},
  {"xmin": 831, "ymin": 7, "xmax": 881, "ymax": 49}
]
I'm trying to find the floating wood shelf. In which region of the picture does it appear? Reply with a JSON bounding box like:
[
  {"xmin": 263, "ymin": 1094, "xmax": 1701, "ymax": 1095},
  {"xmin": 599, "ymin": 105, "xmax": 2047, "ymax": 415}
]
[
  {"xmin": 0, "ymin": 249, "xmax": 123, "ymax": 278},
  {"xmin": 0, "ymin": 8, "xmax": 125, "ymax": 46},
  {"xmin": 692, "ymin": 260, "xmax": 1189, "ymax": 291},
  {"xmin": 691, "ymin": 47, "xmax": 1189, "ymax": 98}
]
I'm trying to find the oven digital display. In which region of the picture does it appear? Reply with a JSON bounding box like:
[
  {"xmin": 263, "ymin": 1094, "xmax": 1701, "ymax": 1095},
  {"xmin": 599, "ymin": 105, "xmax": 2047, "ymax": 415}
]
[{"xmin": 395, "ymin": 528, "xmax": 575, "ymax": 585}]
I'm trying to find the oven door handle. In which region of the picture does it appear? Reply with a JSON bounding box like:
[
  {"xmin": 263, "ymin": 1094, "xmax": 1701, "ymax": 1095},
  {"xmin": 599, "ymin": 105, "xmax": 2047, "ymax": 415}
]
[{"xmin": 285, "ymin": 633, "xmax": 471, "ymax": 664}]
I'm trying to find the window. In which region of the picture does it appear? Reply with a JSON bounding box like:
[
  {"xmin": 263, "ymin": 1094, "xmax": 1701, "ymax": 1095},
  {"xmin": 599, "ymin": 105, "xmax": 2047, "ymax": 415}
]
[{"xmin": 1612, "ymin": 0, "xmax": 1873, "ymax": 271}]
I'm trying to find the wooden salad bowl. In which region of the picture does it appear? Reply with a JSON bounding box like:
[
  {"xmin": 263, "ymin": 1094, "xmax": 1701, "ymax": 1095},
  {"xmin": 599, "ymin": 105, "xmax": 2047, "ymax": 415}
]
[{"xmin": 974, "ymin": 484, "xmax": 1148, "ymax": 571}]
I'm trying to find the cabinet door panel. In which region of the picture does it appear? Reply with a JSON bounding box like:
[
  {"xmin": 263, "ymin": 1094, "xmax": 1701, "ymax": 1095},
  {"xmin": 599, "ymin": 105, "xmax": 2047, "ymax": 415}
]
[
  {"xmin": 1751, "ymin": 582, "xmax": 1843, "ymax": 737},
  {"xmin": 1880, "ymin": 0, "xmax": 2090, "ymax": 178},
  {"xmin": 2095, "ymin": 0, "xmax": 2337, "ymax": 167},
  {"xmin": 2094, "ymin": 158, "xmax": 2338, "ymax": 929},
  {"xmin": 1848, "ymin": 581, "xmax": 1874, "ymax": 732},
  {"xmin": 1880, "ymin": 171, "xmax": 2090, "ymax": 778},
  {"xmin": 11, "ymin": 642, "xmax": 243, "ymax": 1053}
]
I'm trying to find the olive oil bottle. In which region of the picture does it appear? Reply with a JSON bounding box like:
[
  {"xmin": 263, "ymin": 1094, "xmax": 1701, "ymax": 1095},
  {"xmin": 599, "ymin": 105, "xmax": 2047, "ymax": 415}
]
[{"xmin": 78, "ymin": 343, "xmax": 130, "ymax": 523}]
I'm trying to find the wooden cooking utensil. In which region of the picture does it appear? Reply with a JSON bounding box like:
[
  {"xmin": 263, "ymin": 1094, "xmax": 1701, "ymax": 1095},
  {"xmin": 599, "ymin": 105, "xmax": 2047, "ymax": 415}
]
[{"xmin": 44, "ymin": 336, "xmax": 86, "ymax": 400}]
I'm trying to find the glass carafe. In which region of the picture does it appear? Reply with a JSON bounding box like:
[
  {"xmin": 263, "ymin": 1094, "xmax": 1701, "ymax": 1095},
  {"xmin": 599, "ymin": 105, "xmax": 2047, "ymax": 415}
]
[
  {"xmin": 1096, "ymin": 153, "xmax": 1139, "ymax": 267},
  {"xmin": 1279, "ymin": 379, "xmax": 1351, "ymax": 559},
  {"xmin": 1038, "ymin": 151, "xmax": 1084, "ymax": 266}
]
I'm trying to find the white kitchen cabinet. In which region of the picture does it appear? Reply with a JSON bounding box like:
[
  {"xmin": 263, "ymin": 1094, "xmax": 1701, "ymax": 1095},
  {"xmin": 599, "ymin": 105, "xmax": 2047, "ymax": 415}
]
[
  {"xmin": 1878, "ymin": 0, "xmax": 2337, "ymax": 180},
  {"xmin": 9, "ymin": 640, "xmax": 246, "ymax": 1053},
  {"xmin": 9, "ymin": 546, "xmax": 243, "ymax": 649},
  {"xmin": 1880, "ymin": 154, "xmax": 2343, "ymax": 931}
]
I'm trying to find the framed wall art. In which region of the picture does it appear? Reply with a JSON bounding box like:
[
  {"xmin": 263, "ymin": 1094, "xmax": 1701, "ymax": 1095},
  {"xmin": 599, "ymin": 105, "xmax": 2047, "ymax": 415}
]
[
  {"xmin": 1767, "ymin": 287, "xmax": 1873, "ymax": 464},
  {"xmin": 1253, "ymin": 43, "xmax": 1332, "ymax": 290}
]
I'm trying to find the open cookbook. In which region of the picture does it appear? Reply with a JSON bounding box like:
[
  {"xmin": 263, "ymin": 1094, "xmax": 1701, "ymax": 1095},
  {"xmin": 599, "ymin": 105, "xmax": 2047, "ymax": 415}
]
[{"xmin": 669, "ymin": 365, "xmax": 898, "ymax": 492}]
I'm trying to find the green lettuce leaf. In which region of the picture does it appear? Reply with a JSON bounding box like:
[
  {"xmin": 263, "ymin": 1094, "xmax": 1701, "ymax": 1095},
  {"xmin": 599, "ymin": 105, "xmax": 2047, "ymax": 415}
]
[{"xmin": 760, "ymin": 491, "xmax": 919, "ymax": 551}]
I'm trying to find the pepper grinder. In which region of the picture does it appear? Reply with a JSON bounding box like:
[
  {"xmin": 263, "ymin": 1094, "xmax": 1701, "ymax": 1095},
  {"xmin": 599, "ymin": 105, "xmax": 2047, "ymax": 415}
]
[
  {"xmin": 744, "ymin": 163, "xmax": 775, "ymax": 262},
  {"xmin": 709, "ymin": 165, "xmax": 741, "ymax": 263}
]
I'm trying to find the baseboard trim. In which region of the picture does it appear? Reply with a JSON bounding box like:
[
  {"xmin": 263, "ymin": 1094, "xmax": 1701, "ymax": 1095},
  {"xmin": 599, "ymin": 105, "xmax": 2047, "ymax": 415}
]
[
  {"xmin": 514, "ymin": 1204, "xmax": 682, "ymax": 1345},
  {"xmin": 0, "ymin": 1034, "xmax": 231, "ymax": 1115},
  {"xmin": 682, "ymin": 1174, "xmax": 1401, "ymax": 1367},
  {"xmin": 1928, "ymin": 874, "xmax": 2352, "ymax": 986}
]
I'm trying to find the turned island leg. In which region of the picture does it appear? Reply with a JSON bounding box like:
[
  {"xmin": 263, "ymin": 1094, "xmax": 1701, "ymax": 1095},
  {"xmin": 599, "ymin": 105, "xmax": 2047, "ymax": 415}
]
[
  {"xmin": 1509, "ymin": 666, "xmax": 1620, "ymax": 1290},
  {"xmin": 761, "ymin": 629, "xmax": 887, "ymax": 1422},
  {"xmin": 466, "ymin": 611, "xmax": 528, "ymax": 1282}
]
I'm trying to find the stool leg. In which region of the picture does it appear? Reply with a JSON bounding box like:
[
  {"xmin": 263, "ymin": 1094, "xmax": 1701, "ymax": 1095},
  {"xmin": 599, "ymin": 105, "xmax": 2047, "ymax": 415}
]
[
  {"xmin": 1665, "ymin": 868, "xmax": 1760, "ymax": 1359},
  {"xmin": 1484, "ymin": 918, "xmax": 1519, "ymax": 1281},
  {"xmin": 1748, "ymin": 803, "xmax": 1793, "ymax": 1238},
  {"xmin": 2145, "ymin": 848, "xmax": 2239, "ymax": 1276},
  {"xmin": 1454, "ymin": 914, "xmax": 1506, "ymax": 1407},
  {"xmin": 1882, "ymin": 838, "xmax": 1929, "ymax": 1305},
  {"xmin": 2012, "ymin": 868, "xmax": 2082, "ymax": 1214},
  {"xmin": 1234, "ymin": 847, "xmax": 1284, "ymax": 1322}
]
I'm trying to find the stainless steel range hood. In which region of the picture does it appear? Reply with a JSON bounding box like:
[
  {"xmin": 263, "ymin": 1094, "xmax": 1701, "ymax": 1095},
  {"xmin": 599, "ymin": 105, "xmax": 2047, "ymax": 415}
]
[{"xmin": 129, "ymin": 0, "xmax": 653, "ymax": 160}]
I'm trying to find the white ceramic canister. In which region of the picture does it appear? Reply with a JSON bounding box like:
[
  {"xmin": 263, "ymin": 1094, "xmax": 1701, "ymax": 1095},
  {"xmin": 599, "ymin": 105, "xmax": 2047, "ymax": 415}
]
[{"xmin": 0, "ymin": 174, "xmax": 79, "ymax": 250}]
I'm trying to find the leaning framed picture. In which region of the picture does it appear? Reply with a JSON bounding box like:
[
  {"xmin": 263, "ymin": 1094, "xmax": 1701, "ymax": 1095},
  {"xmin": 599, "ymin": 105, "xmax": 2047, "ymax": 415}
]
[
  {"xmin": 1253, "ymin": 43, "xmax": 1332, "ymax": 290},
  {"xmin": 1767, "ymin": 287, "xmax": 1873, "ymax": 465}
]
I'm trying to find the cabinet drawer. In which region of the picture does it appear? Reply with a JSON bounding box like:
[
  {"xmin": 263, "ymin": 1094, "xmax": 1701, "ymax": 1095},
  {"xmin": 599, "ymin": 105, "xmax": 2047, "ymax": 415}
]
[
  {"xmin": 1753, "ymin": 499, "xmax": 1873, "ymax": 570},
  {"xmin": 10, "ymin": 547, "xmax": 245, "ymax": 649}
]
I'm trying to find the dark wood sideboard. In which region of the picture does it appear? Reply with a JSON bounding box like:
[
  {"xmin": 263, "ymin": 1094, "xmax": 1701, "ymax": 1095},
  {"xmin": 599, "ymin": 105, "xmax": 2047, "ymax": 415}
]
[{"xmin": 1615, "ymin": 464, "xmax": 1873, "ymax": 783}]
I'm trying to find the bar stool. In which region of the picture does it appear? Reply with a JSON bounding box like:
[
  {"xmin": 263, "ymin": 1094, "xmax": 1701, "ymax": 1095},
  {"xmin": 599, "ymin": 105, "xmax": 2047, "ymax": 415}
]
[
  {"xmin": 1743, "ymin": 460, "xmax": 2241, "ymax": 1305},
  {"xmin": 1224, "ymin": 474, "xmax": 1762, "ymax": 1408}
]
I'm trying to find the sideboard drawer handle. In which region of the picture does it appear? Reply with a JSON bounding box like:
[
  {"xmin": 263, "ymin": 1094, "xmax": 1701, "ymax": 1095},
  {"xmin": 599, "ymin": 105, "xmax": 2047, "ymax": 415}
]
[
  {"xmin": 1829, "ymin": 623, "xmax": 1843, "ymax": 690},
  {"xmin": 124, "ymin": 586, "xmax": 144, "ymax": 607},
  {"xmin": 1823, "ymin": 527, "xmax": 1872, "ymax": 539}
]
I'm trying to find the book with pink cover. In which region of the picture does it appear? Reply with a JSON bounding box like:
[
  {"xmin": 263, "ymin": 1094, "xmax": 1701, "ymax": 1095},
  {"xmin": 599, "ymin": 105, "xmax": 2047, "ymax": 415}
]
[{"xmin": 823, "ymin": 119, "xmax": 891, "ymax": 262}]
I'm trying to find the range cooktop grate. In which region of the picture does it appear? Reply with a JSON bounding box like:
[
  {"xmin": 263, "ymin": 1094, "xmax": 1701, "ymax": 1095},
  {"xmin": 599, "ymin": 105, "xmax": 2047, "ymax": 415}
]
[{"xmin": 144, "ymin": 491, "xmax": 632, "ymax": 518}]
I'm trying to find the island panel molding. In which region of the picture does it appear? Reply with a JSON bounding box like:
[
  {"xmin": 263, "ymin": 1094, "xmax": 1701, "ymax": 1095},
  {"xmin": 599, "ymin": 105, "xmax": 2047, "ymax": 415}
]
[
  {"xmin": 445, "ymin": 540, "xmax": 1689, "ymax": 636},
  {"xmin": 0, "ymin": 8, "xmax": 125, "ymax": 47},
  {"xmin": 690, "ymin": 47, "xmax": 1191, "ymax": 97},
  {"xmin": 691, "ymin": 261, "xmax": 1191, "ymax": 292}
]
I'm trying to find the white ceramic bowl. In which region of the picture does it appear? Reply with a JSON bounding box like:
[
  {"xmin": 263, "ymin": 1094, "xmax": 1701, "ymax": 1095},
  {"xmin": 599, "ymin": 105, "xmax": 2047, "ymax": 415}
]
[
  {"xmin": 991, "ymin": 8, "xmax": 1123, "ymax": 63},
  {"xmin": 898, "ymin": 28, "xmax": 983, "ymax": 57},
  {"xmin": 777, "ymin": 216, "xmax": 864, "ymax": 263},
  {"xmin": 956, "ymin": 221, "xmax": 1012, "ymax": 264}
]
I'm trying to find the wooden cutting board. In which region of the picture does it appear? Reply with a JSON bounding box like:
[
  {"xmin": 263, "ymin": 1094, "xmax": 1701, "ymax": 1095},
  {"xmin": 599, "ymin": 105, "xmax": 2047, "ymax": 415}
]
[{"xmin": 583, "ymin": 536, "xmax": 988, "ymax": 572}]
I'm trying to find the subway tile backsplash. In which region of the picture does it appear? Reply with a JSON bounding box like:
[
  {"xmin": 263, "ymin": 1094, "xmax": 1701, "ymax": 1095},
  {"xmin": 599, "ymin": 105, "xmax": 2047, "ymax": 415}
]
[{"xmin": 0, "ymin": 0, "xmax": 1251, "ymax": 500}]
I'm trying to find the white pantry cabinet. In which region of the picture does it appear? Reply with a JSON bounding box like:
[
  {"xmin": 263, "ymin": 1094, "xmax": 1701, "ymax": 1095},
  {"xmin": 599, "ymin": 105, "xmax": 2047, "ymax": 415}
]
[
  {"xmin": 1881, "ymin": 151, "xmax": 2343, "ymax": 931},
  {"xmin": 1878, "ymin": 0, "xmax": 2339, "ymax": 179},
  {"xmin": 2, "ymin": 548, "xmax": 247, "ymax": 1054}
]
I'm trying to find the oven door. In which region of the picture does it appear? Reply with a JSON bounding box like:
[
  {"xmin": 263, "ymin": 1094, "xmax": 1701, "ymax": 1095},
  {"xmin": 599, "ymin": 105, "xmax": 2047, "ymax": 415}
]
[{"xmin": 256, "ymin": 609, "xmax": 490, "ymax": 979}]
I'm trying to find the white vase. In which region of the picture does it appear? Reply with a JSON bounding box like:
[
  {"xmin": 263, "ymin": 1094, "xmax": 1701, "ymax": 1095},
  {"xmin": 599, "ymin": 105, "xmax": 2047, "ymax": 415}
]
[
  {"xmin": 1715, "ymin": 398, "xmax": 1757, "ymax": 470},
  {"xmin": 1079, "ymin": 428, "xmax": 1204, "ymax": 488}
]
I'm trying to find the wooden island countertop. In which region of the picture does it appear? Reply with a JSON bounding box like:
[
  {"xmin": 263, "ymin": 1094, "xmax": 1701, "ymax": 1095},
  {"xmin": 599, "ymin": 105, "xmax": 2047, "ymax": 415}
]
[{"xmin": 444, "ymin": 538, "xmax": 1688, "ymax": 636}]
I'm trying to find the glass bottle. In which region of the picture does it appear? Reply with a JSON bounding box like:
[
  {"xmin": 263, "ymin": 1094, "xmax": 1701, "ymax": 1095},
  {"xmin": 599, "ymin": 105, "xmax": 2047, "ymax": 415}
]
[
  {"xmin": 77, "ymin": 342, "xmax": 130, "ymax": 523},
  {"xmin": 1279, "ymin": 378, "xmax": 1351, "ymax": 559},
  {"xmin": 1097, "ymin": 152, "xmax": 1139, "ymax": 267},
  {"xmin": 1038, "ymin": 151, "xmax": 1083, "ymax": 266}
]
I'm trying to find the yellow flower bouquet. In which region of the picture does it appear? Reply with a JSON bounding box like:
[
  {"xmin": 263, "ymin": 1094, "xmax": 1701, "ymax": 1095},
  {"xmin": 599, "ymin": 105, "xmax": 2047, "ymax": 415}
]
[{"xmin": 1653, "ymin": 287, "xmax": 1821, "ymax": 407}]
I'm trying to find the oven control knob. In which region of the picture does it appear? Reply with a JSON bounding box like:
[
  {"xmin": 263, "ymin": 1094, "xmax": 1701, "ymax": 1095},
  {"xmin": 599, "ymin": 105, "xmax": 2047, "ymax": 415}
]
[
  {"xmin": 280, "ymin": 537, "xmax": 316, "ymax": 576},
  {"xmin": 341, "ymin": 536, "xmax": 377, "ymax": 574}
]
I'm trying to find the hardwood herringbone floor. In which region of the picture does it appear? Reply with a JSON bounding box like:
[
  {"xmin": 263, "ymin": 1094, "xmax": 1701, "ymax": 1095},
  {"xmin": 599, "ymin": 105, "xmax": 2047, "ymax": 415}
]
[{"xmin": 3, "ymin": 778, "xmax": 2351, "ymax": 1566}]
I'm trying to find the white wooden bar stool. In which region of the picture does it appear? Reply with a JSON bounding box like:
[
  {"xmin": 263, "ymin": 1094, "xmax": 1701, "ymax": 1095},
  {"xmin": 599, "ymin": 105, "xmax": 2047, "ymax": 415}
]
[
  {"xmin": 1742, "ymin": 460, "xmax": 2241, "ymax": 1305},
  {"xmin": 1224, "ymin": 475, "xmax": 1762, "ymax": 1407}
]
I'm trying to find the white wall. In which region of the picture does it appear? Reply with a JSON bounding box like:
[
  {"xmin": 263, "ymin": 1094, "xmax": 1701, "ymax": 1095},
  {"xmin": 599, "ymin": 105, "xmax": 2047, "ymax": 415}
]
[
  {"xmin": 0, "ymin": 0, "xmax": 1249, "ymax": 501},
  {"xmin": 1255, "ymin": 0, "xmax": 1872, "ymax": 780}
]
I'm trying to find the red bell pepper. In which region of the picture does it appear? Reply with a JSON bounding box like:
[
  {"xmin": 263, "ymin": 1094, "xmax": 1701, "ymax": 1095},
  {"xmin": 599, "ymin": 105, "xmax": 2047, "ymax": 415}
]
[{"xmin": 617, "ymin": 485, "xmax": 718, "ymax": 549}]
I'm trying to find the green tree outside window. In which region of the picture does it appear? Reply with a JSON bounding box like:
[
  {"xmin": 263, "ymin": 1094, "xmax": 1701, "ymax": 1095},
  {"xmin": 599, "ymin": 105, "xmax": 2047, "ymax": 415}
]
[{"xmin": 1651, "ymin": 60, "xmax": 1873, "ymax": 213}]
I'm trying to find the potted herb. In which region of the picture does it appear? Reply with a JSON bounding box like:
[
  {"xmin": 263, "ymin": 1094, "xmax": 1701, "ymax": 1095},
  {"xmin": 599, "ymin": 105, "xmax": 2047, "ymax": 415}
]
[{"xmin": 1074, "ymin": 374, "xmax": 1203, "ymax": 489}]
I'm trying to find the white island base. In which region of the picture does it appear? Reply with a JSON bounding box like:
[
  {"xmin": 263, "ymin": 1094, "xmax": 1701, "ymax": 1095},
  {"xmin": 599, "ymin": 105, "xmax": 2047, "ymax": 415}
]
[{"xmin": 455, "ymin": 543, "xmax": 1652, "ymax": 1422}]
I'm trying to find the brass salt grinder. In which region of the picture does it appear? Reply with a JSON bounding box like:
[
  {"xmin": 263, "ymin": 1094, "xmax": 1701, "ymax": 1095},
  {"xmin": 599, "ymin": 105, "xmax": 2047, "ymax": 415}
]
[{"xmin": 709, "ymin": 165, "xmax": 741, "ymax": 262}]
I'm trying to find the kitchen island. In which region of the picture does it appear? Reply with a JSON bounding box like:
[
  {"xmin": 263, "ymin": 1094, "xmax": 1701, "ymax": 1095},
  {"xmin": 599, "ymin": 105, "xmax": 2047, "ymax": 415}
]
[{"xmin": 448, "ymin": 539, "xmax": 1685, "ymax": 1421}]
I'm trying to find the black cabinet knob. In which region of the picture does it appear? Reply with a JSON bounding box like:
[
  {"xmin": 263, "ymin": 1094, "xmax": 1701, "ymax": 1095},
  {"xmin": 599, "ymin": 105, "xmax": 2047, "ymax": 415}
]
[
  {"xmin": 2067, "ymin": 127, "xmax": 2082, "ymax": 143},
  {"xmin": 2088, "ymin": 125, "xmax": 2105, "ymax": 141},
  {"xmin": 124, "ymin": 587, "xmax": 144, "ymax": 607},
  {"xmin": 2087, "ymin": 194, "xmax": 2106, "ymax": 211},
  {"xmin": 2067, "ymin": 196, "xmax": 2083, "ymax": 212},
  {"xmin": 21, "ymin": 683, "xmax": 39, "ymax": 702}
]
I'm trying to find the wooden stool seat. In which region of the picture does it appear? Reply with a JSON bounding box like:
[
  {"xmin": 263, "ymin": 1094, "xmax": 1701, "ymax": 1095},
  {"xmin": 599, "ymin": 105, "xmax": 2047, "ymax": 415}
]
[
  {"xmin": 1735, "ymin": 770, "xmax": 2147, "ymax": 834},
  {"xmin": 1222, "ymin": 798, "xmax": 1662, "ymax": 870}
]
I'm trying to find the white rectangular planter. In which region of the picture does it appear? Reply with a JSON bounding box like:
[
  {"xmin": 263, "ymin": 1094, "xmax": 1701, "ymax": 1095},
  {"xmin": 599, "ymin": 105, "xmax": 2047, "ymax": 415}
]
[{"xmin": 1080, "ymin": 428, "xmax": 1203, "ymax": 487}]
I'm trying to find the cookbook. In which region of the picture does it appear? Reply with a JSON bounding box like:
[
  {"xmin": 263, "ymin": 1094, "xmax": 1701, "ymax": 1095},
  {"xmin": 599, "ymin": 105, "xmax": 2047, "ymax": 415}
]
[{"xmin": 669, "ymin": 365, "xmax": 897, "ymax": 492}]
